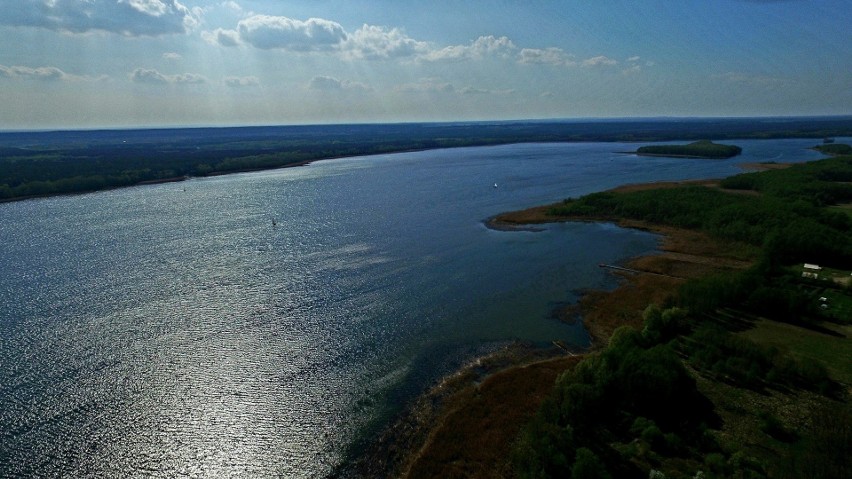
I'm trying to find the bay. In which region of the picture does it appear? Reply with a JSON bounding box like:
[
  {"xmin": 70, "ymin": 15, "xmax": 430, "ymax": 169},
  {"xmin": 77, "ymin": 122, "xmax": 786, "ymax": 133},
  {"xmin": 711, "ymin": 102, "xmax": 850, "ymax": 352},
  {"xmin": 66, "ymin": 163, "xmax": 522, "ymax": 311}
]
[{"xmin": 0, "ymin": 138, "xmax": 837, "ymax": 477}]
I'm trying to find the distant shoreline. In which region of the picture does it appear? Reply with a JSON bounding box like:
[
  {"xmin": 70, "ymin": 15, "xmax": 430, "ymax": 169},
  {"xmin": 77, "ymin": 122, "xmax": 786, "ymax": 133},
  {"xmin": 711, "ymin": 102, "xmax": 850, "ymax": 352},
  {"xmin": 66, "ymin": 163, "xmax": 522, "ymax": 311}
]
[{"xmin": 2, "ymin": 117, "xmax": 851, "ymax": 203}]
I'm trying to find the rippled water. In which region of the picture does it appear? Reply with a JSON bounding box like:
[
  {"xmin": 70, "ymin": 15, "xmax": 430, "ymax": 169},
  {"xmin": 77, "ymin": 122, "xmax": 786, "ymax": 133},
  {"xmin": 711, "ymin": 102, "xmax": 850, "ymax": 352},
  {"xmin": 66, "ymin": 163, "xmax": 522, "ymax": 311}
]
[{"xmin": 0, "ymin": 139, "xmax": 835, "ymax": 477}]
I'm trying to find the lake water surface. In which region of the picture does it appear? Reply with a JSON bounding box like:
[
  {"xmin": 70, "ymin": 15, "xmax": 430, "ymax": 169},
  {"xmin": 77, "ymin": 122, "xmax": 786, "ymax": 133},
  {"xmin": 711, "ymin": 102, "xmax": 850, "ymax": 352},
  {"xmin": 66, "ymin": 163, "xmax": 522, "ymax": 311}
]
[{"xmin": 0, "ymin": 138, "xmax": 837, "ymax": 477}]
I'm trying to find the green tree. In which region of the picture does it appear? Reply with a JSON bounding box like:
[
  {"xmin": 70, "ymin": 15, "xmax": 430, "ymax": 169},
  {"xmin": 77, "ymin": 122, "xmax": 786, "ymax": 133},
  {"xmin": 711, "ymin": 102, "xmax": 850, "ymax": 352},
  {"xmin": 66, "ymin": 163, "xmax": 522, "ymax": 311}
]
[{"xmin": 571, "ymin": 448, "xmax": 611, "ymax": 479}]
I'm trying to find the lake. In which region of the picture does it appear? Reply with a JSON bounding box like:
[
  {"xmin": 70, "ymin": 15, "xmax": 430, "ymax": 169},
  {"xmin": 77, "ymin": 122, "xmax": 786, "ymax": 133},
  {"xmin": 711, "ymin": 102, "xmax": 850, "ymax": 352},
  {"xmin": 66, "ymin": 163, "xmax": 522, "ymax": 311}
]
[{"xmin": 0, "ymin": 138, "xmax": 837, "ymax": 477}]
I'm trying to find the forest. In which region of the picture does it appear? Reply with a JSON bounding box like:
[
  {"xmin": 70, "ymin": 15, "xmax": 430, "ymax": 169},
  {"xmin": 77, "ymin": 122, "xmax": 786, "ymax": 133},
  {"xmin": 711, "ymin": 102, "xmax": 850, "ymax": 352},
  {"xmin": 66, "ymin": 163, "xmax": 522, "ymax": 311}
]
[
  {"xmin": 2, "ymin": 117, "xmax": 851, "ymax": 201},
  {"xmin": 635, "ymin": 140, "xmax": 742, "ymax": 159},
  {"xmin": 515, "ymin": 150, "xmax": 852, "ymax": 478}
]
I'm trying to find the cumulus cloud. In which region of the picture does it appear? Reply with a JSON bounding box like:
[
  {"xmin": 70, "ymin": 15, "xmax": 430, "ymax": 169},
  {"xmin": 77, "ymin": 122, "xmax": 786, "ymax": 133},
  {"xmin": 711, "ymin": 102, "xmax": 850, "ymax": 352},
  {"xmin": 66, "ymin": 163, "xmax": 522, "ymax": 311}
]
[
  {"xmin": 424, "ymin": 35, "xmax": 516, "ymax": 62},
  {"xmin": 130, "ymin": 68, "xmax": 206, "ymax": 84},
  {"xmin": 235, "ymin": 15, "xmax": 347, "ymax": 51},
  {"xmin": 343, "ymin": 25, "xmax": 428, "ymax": 60},
  {"xmin": 202, "ymin": 28, "xmax": 241, "ymax": 46},
  {"xmin": 582, "ymin": 55, "xmax": 618, "ymax": 67},
  {"xmin": 0, "ymin": 0, "xmax": 198, "ymax": 36},
  {"xmin": 204, "ymin": 11, "xmax": 632, "ymax": 79},
  {"xmin": 0, "ymin": 64, "xmax": 106, "ymax": 82},
  {"xmin": 396, "ymin": 78, "xmax": 456, "ymax": 93},
  {"xmin": 518, "ymin": 47, "xmax": 576, "ymax": 66},
  {"xmin": 221, "ymin": 1, "xmax": 242, "ymax": 12},
  {"xmin": 207, "ymin": 16, "xmax": 430, "ymax": 59},
  {"xmin": 162, "ymin": 52, "xmax": 183, "ymax": 61},
  {"xmin": 0, "ymin": 65, "xmax": 68, "ymax": 81},
  {"xmin": 224, "ymin": 76, "xmax": 260, "ymax": 87},
  {"xmin": 309, "ymin": 75, "xmax": 370, "ymax": 92}
]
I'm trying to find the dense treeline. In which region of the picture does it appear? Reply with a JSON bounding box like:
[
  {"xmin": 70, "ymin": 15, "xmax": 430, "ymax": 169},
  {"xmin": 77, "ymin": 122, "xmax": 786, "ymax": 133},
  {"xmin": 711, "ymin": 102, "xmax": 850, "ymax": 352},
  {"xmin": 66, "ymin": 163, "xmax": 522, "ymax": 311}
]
[
  {"xmin": 2, "ymin": 117, "xmax": 851, "ymax": 201},
  {"xmin": 550, "ymin": 156, "xmax": 852, "ymax": 268},
  {"xmin": 516, "ymin": 303, "xmax": 846, "ymax": 478},
  {"xmin": 515, "ymin": 154, "xmax": 852, "ymax": 478},
  {"xmin": 636, "ymin": 140, "xmax": 742, "ymax": 159},
  {"xmin": 719, "ymin": 152, "xmax": 852, "ymax": 206},
  {"xmin": 814, "ymin": 143, "xmax": 852, "ymax": 156},
  {"xmin": 514, "ymin": 322, "xmax": 720, "ymax": 478}
]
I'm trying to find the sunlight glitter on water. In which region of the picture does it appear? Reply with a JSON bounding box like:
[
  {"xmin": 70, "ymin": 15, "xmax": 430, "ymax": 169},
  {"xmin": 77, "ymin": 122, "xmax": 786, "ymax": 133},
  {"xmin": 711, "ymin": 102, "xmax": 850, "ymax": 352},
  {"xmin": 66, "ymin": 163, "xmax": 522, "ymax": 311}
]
[{"xmin": 0, "ymin": 138, "xmax": 836, "ymax": 476}]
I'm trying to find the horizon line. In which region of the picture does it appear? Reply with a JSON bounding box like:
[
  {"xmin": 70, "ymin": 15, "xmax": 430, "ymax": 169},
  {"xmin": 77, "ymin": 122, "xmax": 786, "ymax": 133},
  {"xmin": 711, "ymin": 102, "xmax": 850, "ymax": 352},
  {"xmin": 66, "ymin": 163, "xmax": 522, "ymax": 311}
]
[{"xmin": 2, "ymin": 114, "xmax": 852, "ymax": 135}]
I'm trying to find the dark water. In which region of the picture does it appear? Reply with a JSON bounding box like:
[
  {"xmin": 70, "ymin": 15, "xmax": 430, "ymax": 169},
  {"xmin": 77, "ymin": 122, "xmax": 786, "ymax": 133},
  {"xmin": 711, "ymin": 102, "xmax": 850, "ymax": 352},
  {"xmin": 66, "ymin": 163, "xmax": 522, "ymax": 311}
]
[{"xmin": 0, "ymin": 138, "xmax": 836, "ymax": 477}]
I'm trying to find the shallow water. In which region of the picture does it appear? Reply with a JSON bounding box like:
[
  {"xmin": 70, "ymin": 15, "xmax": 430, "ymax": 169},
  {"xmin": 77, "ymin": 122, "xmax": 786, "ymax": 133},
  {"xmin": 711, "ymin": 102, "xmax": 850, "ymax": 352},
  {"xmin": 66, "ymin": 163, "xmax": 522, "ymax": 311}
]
[{"xmin": 0, "ymin": 138, "xmax": 838, "ymax": 477}]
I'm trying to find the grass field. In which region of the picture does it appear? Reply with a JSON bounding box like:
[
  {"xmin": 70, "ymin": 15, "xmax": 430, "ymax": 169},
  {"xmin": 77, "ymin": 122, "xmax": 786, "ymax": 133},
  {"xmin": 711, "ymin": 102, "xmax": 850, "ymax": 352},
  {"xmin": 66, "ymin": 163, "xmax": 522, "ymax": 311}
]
[{"xmin": 739, "ymin": 319, "xmax": 852, "ymax": 385}]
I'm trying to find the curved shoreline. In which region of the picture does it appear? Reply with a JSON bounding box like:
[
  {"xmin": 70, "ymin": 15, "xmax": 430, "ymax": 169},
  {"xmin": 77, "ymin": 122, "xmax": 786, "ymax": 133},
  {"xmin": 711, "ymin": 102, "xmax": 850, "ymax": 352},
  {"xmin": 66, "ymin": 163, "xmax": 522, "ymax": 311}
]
[
  {"xmin": 345, "ymin": 343, "xmax": 586, "ymax": 478},
  {"xmin": 362, "ymin": 180, "xmax": 757, "ymax": 478}
]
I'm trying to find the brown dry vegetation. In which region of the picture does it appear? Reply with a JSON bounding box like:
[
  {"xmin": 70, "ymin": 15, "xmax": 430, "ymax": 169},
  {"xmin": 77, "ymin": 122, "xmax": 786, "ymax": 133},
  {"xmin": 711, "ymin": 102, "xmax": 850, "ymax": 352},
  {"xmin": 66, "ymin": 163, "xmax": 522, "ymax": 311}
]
[
  {"xmin": 490, "ymin": 193, "xmax": 754, "ymax": 346},
  {"xmin": 575, "ymin": 225, "xmax": 753, "ymax": 345},
  {"xmin": 738, "ymin": 162, "xmax": 795, "ymax": 171},
  {"xmin": 403, "ymin": 356, "xmax": 582, "ymax": 479}
]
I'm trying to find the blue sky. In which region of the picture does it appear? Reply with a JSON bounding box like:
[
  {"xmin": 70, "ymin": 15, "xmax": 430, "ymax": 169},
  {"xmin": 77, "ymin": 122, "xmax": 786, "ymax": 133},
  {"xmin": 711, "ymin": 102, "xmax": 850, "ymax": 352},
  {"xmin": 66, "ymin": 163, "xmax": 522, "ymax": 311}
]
[{"xmin": 0, "ymin": 0, "xmax": 849, "ymax": 129}]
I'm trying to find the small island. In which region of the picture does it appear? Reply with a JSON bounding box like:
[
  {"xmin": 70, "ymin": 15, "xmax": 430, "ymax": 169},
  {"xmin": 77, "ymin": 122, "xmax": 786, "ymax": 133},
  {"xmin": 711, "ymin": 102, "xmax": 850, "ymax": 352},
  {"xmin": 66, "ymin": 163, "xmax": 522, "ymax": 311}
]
[{"xmin": 634, "ymin": 139, "xmax": 742, "ymax": 159}]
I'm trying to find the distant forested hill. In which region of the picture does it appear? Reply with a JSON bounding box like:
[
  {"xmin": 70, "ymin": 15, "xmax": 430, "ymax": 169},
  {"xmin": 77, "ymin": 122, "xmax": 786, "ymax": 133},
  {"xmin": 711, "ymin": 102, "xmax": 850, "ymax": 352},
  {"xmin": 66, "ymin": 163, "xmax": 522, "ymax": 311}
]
[{"xmin": 2, "ymin": 117, "xmax": 851, "ymax": 201}]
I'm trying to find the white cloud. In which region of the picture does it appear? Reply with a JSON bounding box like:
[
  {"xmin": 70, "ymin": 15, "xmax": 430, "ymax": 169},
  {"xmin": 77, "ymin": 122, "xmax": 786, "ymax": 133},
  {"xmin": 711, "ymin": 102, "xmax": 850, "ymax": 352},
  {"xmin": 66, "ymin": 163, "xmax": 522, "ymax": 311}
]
[
  {"xmin": 202, "ymin": 28, "xmax": 241, "ymax": 46},
  {"xmin": 394, "ymin": 78, "xmax": 510, "ymax": 96},
  {"xmin": 126, "ymin": 0, "xmax": 169, "ymax": 16},
  {"xmin": 624, "ymin": 56, "xmax": 650, "ymax": 73},
  {"xmin": 0, "ymin": 64, "xmax": 107, "ymax": 82},
  {"xmin": 518, "ymin": 47, "xmax": 576, "ymax": 66},
  {"xmin": 714, "ymin": 71, "xmax": 791, "ymax": 87},
  {"xmin": 130, "ymin": 68, "xmax": 206, "ymax": 84},
  {"xmin": 396, "ymin": 78, "xmax": 456, "ymax": 93},
  {"xmin": 343, "ymin": 25, "xmax": 428, "ymax": 60},
  {"xmin": 0, "ymin": 0, "xmax": 198, "ymax": 36},
  {"xmin": 224, "ymin": 76, "xmax": 259, "ymax": 87},
  {"xmin": 204, "ymin": 11, "xmax": 634, "ymax": 84},
  {"xmin": 221, "ymin": 1, "xmax": 242, "ymax": 12},
  {"xmin": 0, "ymin": 65, "xmax": 67, "ymax": 81},
  {"xmin": 622, "ymin": 64, "xmax": 642, "ymax": 75},
  {"xmin": 210, "ymin": 14, "xmax": 520, "ymax": 64},
  {"xmin": 236, "ymin": 15, "xmax": 347, "ymax": 51},
  {"xmin": 424, "ymin": 35, "xmax": 516, "ymax": 62},
  {"xmin": 459, "ymin": 86, "xmax": 514, "ymax": 95},
  {"xmin": 582, "ymin": 55, "xmax": 618, "ymax": 67},
  {"xmin": 309, "ymin": 75, "xmax": 370, "ymax": 92},
  {"xmin": 162, "ymin": 52, "xmax": 183, "ymax": 61},
  {"xmin": 468, "ymin": 35, "xmax": 517, "ymax": 57}
]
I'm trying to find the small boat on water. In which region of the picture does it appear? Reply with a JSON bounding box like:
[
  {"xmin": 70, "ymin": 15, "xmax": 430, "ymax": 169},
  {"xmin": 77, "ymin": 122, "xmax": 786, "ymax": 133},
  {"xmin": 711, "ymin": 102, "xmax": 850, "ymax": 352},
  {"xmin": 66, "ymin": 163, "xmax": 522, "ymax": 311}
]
[{"xmin": 493, "ymin": 183, "xmax": 498, "ymax": 188}]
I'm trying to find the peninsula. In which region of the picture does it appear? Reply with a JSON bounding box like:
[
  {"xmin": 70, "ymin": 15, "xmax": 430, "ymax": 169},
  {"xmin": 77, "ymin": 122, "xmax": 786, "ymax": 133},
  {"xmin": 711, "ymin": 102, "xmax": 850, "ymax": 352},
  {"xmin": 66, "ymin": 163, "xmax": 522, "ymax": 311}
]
[{"xmin": 380, "ymin": 147, "xmax": 852, "ymax": 478}]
